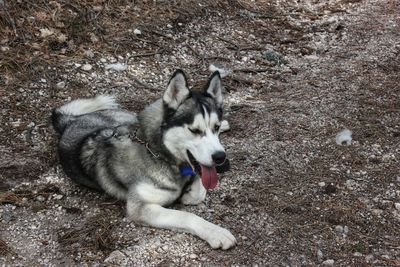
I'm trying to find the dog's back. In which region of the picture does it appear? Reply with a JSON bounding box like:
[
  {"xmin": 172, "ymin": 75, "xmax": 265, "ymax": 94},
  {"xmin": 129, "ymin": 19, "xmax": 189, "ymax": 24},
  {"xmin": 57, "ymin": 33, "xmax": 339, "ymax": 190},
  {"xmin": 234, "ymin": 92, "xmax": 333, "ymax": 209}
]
[{"xmin": 52, "ymin": 96, "xmax": 137, "ymax": 190}]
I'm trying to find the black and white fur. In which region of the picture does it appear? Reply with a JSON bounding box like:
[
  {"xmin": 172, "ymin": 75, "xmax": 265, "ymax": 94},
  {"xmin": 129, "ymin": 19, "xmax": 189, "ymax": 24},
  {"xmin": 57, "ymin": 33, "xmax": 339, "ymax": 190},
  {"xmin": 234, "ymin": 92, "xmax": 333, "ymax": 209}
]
[{"xmin": 52, "ymin": 70, "xmax": 236, "ymax": 249}]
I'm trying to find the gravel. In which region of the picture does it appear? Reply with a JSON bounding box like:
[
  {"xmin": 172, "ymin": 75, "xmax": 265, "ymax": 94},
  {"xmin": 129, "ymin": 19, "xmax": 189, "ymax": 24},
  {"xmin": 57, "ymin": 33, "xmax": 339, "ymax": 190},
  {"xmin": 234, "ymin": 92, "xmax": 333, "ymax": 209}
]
[{"xmin": 1, "ymin": 0, "xmax": 399, "ymax": 266}]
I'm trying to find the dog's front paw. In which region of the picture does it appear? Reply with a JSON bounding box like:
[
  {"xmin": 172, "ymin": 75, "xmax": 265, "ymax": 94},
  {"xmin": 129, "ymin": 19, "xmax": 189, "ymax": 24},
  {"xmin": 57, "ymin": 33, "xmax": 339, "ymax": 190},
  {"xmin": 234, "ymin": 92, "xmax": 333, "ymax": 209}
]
[
  {"xmin": 199, "ymin": 224, "xmax": 236, "ymax": 250},
  {"xmin": 180, "ymin": 178, "xmax": 206, "ymax": 205},
  {"xmin": 181, "ymin": 187, "xmax": 206, "ymax": 205}
]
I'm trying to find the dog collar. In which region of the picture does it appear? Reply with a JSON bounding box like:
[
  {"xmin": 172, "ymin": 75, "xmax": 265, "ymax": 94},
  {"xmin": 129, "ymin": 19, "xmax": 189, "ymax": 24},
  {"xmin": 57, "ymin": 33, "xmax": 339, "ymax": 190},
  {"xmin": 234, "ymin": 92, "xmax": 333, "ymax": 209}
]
[
  {"xmin": 180, "ymin": 166, "xmax": 196, "ymax": 177},
  {"xmin": 129, "ymin": 129, "xmax": 159, "ymax": 159}
]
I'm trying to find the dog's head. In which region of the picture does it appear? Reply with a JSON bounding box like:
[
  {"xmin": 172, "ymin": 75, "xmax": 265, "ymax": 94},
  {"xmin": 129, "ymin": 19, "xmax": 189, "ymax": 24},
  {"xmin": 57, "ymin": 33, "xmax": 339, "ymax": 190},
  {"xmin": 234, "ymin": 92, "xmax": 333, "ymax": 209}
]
[{"xmin": 162, "ymin": 70, "xmax": 228, "ymax": 189}]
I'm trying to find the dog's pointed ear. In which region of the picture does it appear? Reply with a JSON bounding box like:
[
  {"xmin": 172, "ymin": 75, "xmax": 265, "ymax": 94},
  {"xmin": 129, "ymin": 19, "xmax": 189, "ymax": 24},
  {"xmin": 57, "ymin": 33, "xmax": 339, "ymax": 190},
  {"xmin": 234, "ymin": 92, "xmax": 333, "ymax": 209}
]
[
  {"xmin": 205, "ymin": 71, "xmax": 223, "ymax": 107},
  {"xmin": 163, "ymin": 70, "xmax": 190, "ymax": 110}
]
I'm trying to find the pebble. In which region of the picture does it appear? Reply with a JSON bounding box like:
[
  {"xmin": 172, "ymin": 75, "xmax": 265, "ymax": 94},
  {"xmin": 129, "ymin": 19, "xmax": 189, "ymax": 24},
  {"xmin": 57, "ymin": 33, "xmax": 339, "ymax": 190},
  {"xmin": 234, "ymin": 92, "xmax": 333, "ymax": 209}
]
[
  {"xmin": 371, "ymin": 209, "xmax": 383, "ymax": 216},
  {"xmin": 84, "ymin": 50, "xmax": 95, "ymax": 58},
  {"xmin": 322, "ymin": 259, "xmax": 334, "ymax": 266},
  {"xmin": 56, "ymin": 81, "xmax": 66, "ymax": 89},
  {"xmin": 53, "ymin": 194, "xmax": 63, "ymax": 200},
  {"xmin": 353, "ymin": 252, "xmax": 363, "ymax": 257},
  {"xmin": 2, "ymin": 211, "xmax": 13, "ymax": 223},
  {"xmin": 318, "ymin": 182, "xmax": 326, "ymax": 187},
  {"xmin": 394, "ymin": 203, "xmax": 400, "ymax": 211},
  {"xmin": 335, "ymin": 225, "xmax": 344, "ymax": 233},
  {"xmin": 81, "ymin": 64, "xmax": 93, "ymax": 71},
  {"xmin": 104, "ymin": 250, "xmax": 126, "ymax": 264},
  {"xmin": 189, "ymin": 254, "xmax": 197, "ymax": 259},
  {"xmin": 343, "ymin": 225, "xmax": 349, "ymax": 235},
  {"xmin": 133, "ymin": 28, "xmax": 142, "ymax": 35},
  {"xmin": 36, "ymin": 196, "xmax": 45, "ymax": 202},
  {"xmin": 317, "ymin": 249, "xmax": 324, "ymax": 262},
  {"xmin": 336, "ymin": 128, "xmax": 352, "ymax": 145},
  {"xmin": 365, "ymin": 254, "xmax": 374, "ymax": 262}
]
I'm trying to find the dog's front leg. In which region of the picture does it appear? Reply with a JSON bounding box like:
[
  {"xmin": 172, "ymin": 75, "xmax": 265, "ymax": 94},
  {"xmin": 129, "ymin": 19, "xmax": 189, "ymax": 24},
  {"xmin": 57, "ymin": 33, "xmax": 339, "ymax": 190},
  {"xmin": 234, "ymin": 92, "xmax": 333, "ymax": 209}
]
[{"xmin": 127, "ymin": 201, "xmax": 236, "ymax": 250}]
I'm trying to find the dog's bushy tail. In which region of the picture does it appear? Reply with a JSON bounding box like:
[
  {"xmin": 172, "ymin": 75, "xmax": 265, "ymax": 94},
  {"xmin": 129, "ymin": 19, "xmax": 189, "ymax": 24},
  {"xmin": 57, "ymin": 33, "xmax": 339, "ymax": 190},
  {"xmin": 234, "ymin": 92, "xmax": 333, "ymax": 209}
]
[{"xmin": 52, "ymin": 95, "xmax": 118, "ymax": 134}]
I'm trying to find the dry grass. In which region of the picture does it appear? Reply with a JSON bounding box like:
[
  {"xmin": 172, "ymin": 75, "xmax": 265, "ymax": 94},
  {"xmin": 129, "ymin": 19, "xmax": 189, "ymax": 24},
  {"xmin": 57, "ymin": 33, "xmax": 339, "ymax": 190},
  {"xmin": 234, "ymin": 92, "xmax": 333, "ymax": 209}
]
[
  {"xmin": 58, "ymin": 214, "xmax": 118, "ymax": 257},
  {"xmin": 1, "ymin": 0, "xmax": 400, "ymax": 265}
]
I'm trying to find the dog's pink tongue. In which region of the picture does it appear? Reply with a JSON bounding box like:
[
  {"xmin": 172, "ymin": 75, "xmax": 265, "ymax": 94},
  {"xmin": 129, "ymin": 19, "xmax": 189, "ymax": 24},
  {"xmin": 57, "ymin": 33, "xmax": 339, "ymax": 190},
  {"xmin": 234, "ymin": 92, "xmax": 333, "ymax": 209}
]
[{"xmin": 200, "ymin": 165, "xmax": 218, "ymax": 190}]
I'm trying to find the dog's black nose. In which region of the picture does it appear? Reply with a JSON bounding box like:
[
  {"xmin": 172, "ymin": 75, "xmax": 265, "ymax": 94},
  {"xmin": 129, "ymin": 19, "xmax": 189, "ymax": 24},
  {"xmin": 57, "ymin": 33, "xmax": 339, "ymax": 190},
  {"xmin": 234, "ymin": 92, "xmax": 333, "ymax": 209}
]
[{"xmin": 212, "ymin": 151, "xmax": 226, "ymax": 165}]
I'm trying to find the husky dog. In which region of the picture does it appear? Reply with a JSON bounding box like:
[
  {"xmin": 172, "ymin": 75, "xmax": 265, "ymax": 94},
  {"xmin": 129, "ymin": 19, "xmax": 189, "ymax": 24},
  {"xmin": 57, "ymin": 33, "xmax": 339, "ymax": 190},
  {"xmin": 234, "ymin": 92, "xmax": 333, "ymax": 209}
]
[{"xmin": 52, "ymin": 70, "xmax": 236, "ymax": 249}]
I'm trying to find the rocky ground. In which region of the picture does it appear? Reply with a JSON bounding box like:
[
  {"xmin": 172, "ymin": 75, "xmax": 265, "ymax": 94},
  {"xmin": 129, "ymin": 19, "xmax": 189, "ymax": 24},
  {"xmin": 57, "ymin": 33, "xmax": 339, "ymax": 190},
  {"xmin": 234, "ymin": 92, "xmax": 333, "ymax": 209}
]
[{"xmin": 1, "ymin": 0, "xmax": 399, "ymax": 266}]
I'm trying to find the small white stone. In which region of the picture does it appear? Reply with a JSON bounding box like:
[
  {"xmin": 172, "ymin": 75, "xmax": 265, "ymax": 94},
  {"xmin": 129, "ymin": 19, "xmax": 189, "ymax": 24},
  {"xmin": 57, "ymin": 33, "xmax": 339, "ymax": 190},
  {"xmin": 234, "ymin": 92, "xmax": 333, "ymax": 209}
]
[
  {"xmin": 104, "ymin": 63, "xmax": 127, "ymax": 72},
  {"xmin": 365, "ymin": 254, "xmax": 374, "ymax": 262},
  {"xmin": 133, "ymin": 28, "xmax": 142, "ymax": 35},
  {"xmin": 335, "ymin": 225, "xmax": 344, "ymax": 233},
  {"xmin": 317, "ymin": 249, "xmax": 324, "ymax": 262},
  {"xmin": 104, "ymin": 250, "xmax": 126, "ymax": 264},
  {"xmin": 322, "ymin": 259, "xmax": 334, "ymax": 266},
  {"xmin": 336, "ymin": 128, "xmax": 352, "ymax": 145},
  {"xmin": 220, "ymin": 120, "xmax": 230, "ymax": 132},
  {"xmin": 81, "ymin": 64, "xmax": 93, "ymax": 71},
  {"xmin": 353, "ymin": 252, "xmax": 363, "ymax": 257},
  {"xmin": 318, "ymin": 182, "xmax": 326, "ymax": 187},
  {"xmin": 189, "ymin": 254, "xmax": 197, "ymax": 259},
  {"xmin": 343, "ymin": 225, "xmax": 349, "ymax": 235},
  {"xmin": 394, "ymin": 203, "xmax": 400, "ymax": 211},
  {"xmin": 36, "ymin": 195, "xmax": 45, "ymax": 202},
  {"xmin": 53, "ymin": 194, "xmax": 63, "ymax": 200},
  {"xmin": 56, "ymin": 81, "xmax": 66, "ymax": 89},
  {"xmin": 84, "ymin": 50, "xmax": 95, "ymax": 58},
  {"xmin": 371, "ymin": 209, "xmax": 383, "ymax": 216}
]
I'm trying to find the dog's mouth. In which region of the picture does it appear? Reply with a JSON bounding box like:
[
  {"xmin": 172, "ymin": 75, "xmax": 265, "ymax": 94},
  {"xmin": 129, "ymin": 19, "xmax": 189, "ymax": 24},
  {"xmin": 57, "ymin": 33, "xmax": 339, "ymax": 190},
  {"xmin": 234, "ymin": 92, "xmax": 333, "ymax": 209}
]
[{"xmin": 186, "ymin": 151, "xmax": 230, "ymax": 190}]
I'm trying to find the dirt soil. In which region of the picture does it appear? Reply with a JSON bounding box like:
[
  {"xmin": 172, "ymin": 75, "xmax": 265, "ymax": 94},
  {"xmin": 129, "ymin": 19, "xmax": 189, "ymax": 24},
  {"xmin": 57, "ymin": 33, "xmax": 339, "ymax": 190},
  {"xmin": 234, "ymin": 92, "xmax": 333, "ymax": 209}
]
[{"xmin": 1, "ymin": 0, "xmax": 399, "ymax": 266}]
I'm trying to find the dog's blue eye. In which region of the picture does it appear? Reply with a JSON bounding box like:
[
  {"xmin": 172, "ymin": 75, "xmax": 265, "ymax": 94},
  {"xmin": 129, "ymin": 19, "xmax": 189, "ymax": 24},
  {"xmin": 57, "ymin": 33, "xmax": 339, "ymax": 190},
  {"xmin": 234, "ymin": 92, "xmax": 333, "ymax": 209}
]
[{"xmin": 189, "ymin": 128, "xmax": 202, "ymax": 135}]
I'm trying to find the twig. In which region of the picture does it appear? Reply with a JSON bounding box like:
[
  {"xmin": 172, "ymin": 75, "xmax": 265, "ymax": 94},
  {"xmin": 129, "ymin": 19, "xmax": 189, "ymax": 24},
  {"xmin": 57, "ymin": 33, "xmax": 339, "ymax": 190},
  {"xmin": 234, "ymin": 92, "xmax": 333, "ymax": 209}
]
[
  {"xmin": 227, "ymin": 46, "xmax": 262, "ymax": 52},
  {"xmin": 127, "ymin": 74, "xmax": 160, "ymax": 92},
  {"xmin": 127, "ymin": 49, "xmax": 164, "ymax": 62},
  {"xmin": 2, "ymin": 1, "xmax": 18, "ymax": 37},
  {"xmin": 204, "ymin": 56, "xmax": 231, "ymax": 61},
  {"xmin": 217, "ymin": 36, "xmax": 239, "ymax": 49},
  {"xmin": 131, "ymin": 36, "xmax": 160, "ymax": 47},
  {"xmin": 227, "ymin": 76, "xmax": 254, "ymax": 85},
  {"xmin": 144, "ymin": 29, "xmax": 173, "ymax": 39},
  {"xmin": 233, "ymin": 68, "xmax": 269, "ymax": 74}
]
